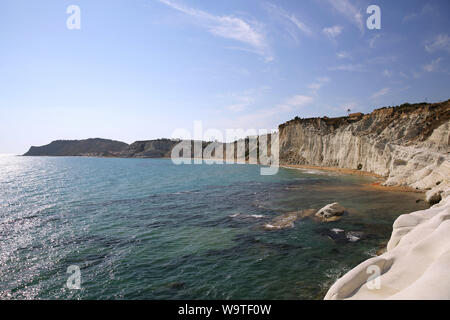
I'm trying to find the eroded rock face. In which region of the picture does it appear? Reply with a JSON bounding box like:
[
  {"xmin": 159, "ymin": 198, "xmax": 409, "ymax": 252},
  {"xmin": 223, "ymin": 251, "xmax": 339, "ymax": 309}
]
[
  {"xmin": 279, "ymin": 101, "xmax": 450, "ymax": 203},
  {"xmin": 324, "ymin": 192, "xmax": 450, "ymax": 300},
  {"xmin": 315, "ymin": 203, "xmax": 346, "ymax": 222}
]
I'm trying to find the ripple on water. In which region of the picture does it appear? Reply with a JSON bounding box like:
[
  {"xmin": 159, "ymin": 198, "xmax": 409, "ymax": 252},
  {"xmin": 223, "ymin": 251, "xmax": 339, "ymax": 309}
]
[{"xmin": 0, "ymin": 156, "xmax": 429, "ymax": 299}]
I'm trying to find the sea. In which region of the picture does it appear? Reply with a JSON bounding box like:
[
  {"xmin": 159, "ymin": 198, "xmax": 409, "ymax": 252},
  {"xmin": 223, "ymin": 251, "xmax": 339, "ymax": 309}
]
[{"xmin": 0, "ymin": 155, "xmax": 428, "ymax": 299}]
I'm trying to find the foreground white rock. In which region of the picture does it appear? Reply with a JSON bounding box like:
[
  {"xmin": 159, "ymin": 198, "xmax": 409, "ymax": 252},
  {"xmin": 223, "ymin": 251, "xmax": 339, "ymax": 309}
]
[{"xmin": 324, "ymin": 192, "xmax": 450, "ymax": 300}]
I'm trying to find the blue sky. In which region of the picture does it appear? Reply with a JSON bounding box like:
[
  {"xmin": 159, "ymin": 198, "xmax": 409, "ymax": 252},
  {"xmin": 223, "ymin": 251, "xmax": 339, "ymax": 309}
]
[{"xmin": 0, "ymin": 0, "xmax": 449, "ymax": 153}]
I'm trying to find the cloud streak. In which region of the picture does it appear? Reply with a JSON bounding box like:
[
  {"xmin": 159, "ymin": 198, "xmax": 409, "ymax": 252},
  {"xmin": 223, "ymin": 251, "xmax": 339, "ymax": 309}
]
[
  {"xmin": 425, "ymin": 34, "xmax": 450, "ymax": 54},
  {"xmin": 158, "ymin": 0, "xmax": 272, "ymax": 60},
  {"xmin": 423, "ymin": 58, "xmax": 442, "ymax": 72},
  {"xmin": 308, "ymin": 77, "xmax": 331, "ymax": 94},
  {"xmin": 225, "ymin": 94, "xmax": 313, "ymax": 131},
  {"xmin": 263, "ymin": 3, "xmax": 313, "ymax": 45},
  {"xmin": 329, "ymin": 64, "xmax": 365, "ymax": 72},
  {"xmin": 371, "ymin": 87, "xmax": 390, "ymax": 99},
  {"xmin": 325, "ymin": 0, "xmax": 363, "ymax": 31},
  {"xmin": 337, "ymin": 51, "xmax": 351, "ymax": 59},
  {"xmin": 403, "ymin": 4, "xmax": 438, "ymax": 23},
  {"xmin": 323, "ymin": 25, "xmax": 343, "ymax": 38}
]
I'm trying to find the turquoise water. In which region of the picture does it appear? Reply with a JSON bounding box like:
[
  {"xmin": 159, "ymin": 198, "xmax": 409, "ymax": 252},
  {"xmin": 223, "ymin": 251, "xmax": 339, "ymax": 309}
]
[{"xmin": 0, "ymin": 156, "xmax": 428, "ymax": 300}]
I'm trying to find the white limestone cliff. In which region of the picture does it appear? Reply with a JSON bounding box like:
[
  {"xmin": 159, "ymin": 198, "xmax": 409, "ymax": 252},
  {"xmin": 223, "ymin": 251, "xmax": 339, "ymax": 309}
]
[{"xmin": 278, "ymin": 101, "xmax": 450, "ymax": 204}]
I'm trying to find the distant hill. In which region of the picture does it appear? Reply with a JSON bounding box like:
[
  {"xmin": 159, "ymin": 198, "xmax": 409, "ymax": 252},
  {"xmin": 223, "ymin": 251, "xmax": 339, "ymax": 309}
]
[
  {"xmin": 23, "ymin": 138, "xmax": 217, "ymax": 159},
  {"xmin": 119, "ymin": 139, "xmax": 181, "ymax": 158},
  {"xmin": 119, "ymin": 139, "xmax": 213, "ymax": 158},
  {"xmin": 23, "ymin": 138, "xmax": 129, "ymax": 157}
]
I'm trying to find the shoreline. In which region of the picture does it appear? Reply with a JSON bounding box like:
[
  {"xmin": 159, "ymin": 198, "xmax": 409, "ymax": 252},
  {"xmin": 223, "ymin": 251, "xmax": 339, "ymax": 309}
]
[
  {"xmin": 281, "ymin": 164, "xmax": 423, "ymax": 194},
  {"xmin": 281, "ymin": 164, "xmax": 384, "ymax": 178},
  {"xmin": 19, "ymin": 155, "xmax": 425, "ymax": 194}
]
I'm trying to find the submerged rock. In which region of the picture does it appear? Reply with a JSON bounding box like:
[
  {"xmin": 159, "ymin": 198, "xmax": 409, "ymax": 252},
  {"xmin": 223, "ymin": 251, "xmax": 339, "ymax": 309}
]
[
  {"xmin": 167, "ymin": 282, "xmax": 185, "ymax": 290},
  {"xmin": 346, "ymin": 231, "xmax": 363, "ymax": 242},
  {"xmin": 317, "ymin": 228, "xmax": 364, "ymax": 244},
  {"xmin": 315, "ymin": 203, "xmax": 347, "ymax": 222},
  {"xmin": 263, "ymin": 209, "xmax": 316, "ymax": 230}
]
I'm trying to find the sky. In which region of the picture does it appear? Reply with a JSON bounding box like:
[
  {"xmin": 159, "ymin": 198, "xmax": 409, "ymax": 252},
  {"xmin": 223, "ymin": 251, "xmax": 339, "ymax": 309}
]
[{"xmin": 0, "ymin": 0, "xmax": 449, "ymax": 154}]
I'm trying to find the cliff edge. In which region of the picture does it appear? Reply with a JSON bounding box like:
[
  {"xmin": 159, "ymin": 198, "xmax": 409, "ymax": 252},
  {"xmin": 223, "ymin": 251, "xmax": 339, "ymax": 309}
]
[{"xmin": 279, "ymin": 100, "xmax": 450, "ymax": 204}]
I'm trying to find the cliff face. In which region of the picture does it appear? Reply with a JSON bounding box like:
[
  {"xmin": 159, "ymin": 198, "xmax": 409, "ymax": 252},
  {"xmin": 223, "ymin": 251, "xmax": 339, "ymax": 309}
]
[
  {"xmin": 23, "ymin": 138, "xmax": 129, "ymax": 157},
  {"xmin": 278, "ymin": 101, "xmax": 450, "ymax": 203}
]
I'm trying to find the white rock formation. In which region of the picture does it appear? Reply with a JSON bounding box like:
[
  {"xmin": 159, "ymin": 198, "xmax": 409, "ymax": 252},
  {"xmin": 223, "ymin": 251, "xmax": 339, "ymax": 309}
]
[
  {"xmin": 324, "ymin": 191, "xmax": 450, "ymax": 300},
  {"xmin": 279, "ymin": 101, "xmax": 450, "ymax": 204}
]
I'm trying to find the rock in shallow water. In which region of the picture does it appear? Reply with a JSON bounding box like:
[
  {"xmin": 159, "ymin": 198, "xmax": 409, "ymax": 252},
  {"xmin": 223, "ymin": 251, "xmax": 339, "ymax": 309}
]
[
  {"xmin": 315, "ymin": 202, "xmax": 347, "ymax": 222},
  {"xmin": 317, "ymin": 228, "xmax": 364, "ymax": 243},
  {"xmin": 346, "ymin": 231, "xmax": 363, "ymax": 242},
  {"xmin": 263, "ymin": 209, "xmax": 316, "ymax": 230}
]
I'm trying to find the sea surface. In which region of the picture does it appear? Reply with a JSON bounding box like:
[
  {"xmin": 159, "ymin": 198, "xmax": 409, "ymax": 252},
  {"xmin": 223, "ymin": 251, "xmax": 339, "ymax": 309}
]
[{"xmin": 0, "ymin": 155, "xmax": 428, "ymax": 300}]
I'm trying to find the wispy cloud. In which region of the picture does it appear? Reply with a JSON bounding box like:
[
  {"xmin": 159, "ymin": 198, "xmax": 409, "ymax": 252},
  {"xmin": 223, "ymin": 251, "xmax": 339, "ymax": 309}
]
[
  {"xmin": 284, "ymin": 95, "xmax": 314, "ymax": 109},
  {"xmin": 403, "ymin": 4, "xmax": 438, "ymax": 23},
  {"xmin": 264, "ymin": 3, "xmax": 313, "ymax": 45},
  {"xmin": 367, "ymin": 56, "xmax": 397, "ymax": 65},
  {"xmin": 368, "ymin": 34, "xmax": 381, "ymax": 48},
  {"xmin": 371, "ymin": 87, "xmax": 390, "ymax": 99},
  {"xmin": 329, "ymin": 64, "xmax": 365, "ymax": 72},
  {"xmin": 337, "ymin": 51, "xmax": 351, "ymax": 59},
  {"xmin": 226, "ymin": 94, "xmax": 313, "ymax": 130},
  {"xmin": 382, "ymin": 69, "xmax": 393, "ymax": 77},
  {"xmin": 288, "ymin": 15, "xmax": 314, "ymax": 37},
  {"xmin": 325, "ymin": 0, "xmax": 363, "ymax": 31},
  {"xmin": 308, "ymin": 77, "xmax": 331, "ymax": 94},
  {"xmin": 409, "ymin": 58, "xmax": 444, "ymax": 79},
  {"xmin": 425, "ymin": 34, "xmax": 450, "ymax": 54},
  {"xmin": 423, "ymin": 58, "xmax": 442, "ymax": 72},
  {"xmin": 323, "ymin": 25, "xmax": 343, "ymax": 38},
  {"xmin": 157, "ymin": 0, "xmax": 272, "ymax": 60},
  {"xmin": 226, "ymin": 96, "xmax": 255, "ymax": 113},
  {"xmin": 222, "ymin": 87, "xmax": 270, "ymax": 113}
]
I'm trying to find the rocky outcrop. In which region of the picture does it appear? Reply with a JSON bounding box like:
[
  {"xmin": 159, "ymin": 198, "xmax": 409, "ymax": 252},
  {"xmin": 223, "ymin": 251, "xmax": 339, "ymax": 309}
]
[
  {"xmin": 324, "ymin": 191, "xmax": 450, "ymax": 300},
  {"xmin": 315, "ymin": 202, "xmax": 346, "ymax": 222},
  {"xmin": 23, "ymin": 138, "xmax": 128, "ymax": 157},
  {"xmin": 279, "ymin": 100, "xmax": 450, "ymax": 203}
]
